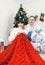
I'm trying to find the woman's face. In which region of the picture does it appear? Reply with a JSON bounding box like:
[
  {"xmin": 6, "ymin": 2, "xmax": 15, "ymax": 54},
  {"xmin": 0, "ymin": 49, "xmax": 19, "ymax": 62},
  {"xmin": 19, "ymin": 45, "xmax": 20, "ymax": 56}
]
[
  {"xmin": 28, "ymin": 17, "xmax": 35, "ymax": 25},
  {"xmin": 18, "ymin": 22, "xmax": 24, "ymax": 28}
]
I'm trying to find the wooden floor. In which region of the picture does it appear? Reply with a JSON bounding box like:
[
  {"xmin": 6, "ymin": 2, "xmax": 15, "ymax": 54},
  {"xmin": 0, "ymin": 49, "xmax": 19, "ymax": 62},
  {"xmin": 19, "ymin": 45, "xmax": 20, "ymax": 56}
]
[{"xmin": 39, "ymin": 53, "xmax": 45, "ymax": 60}]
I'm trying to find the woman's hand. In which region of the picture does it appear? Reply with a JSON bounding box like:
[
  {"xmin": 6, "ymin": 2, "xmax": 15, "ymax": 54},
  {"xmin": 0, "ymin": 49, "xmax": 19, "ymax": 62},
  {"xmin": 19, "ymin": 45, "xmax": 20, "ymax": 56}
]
[{"xmin": 17, "ymin": 32, "xmax": 26, "ymax": 36}]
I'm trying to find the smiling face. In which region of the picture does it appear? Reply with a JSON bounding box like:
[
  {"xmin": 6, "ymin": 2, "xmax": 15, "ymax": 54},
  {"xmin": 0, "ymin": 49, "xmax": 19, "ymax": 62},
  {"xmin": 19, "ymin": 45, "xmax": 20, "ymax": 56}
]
[
  {"xmin": 18, "ymin": 22, "xmax": 24, "ymax": 29},
  {"xmin": 28, "ymin": 16, "xmax": 35, "ymax": 26}
]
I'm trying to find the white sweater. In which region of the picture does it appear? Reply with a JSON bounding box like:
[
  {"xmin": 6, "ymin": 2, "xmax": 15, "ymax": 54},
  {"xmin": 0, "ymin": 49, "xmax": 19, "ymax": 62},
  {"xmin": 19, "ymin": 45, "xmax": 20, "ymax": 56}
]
[
  {"xmin": 25, "ymin": 23, "xmax": 45, "ymax": 38},
  {"xmin": 25, "ymin": 23, "xmax": 41, "ymax": 34},
  {"xmin": 8, "ymin": 27, "xmax": 25, "ymax": 41}
]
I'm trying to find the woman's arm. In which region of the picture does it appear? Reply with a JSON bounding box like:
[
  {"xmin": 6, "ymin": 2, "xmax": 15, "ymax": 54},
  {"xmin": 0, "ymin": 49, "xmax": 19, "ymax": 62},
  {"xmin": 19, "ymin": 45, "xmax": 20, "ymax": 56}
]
[{"xmin": 8, "ymin": 28, "xmax": 17, "ymax": 41}]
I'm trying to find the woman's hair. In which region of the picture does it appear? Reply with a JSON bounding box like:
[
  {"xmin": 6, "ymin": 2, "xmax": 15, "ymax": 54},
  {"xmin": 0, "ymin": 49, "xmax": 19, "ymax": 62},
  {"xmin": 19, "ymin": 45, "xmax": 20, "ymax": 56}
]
[
  {"xmin": 15, "ymin": 22, "xmax": 18, "ymax": 27},
  {"xmin": 15, "ymin": 20, "xmax": 24, "ymax": 27}
]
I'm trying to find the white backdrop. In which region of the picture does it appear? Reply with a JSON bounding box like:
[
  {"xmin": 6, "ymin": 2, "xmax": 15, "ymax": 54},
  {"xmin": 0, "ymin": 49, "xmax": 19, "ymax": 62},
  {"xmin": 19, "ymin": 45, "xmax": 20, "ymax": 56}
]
[{"xmin": 0, "ymin": 0, "xmax": 45, "ymax": 46}]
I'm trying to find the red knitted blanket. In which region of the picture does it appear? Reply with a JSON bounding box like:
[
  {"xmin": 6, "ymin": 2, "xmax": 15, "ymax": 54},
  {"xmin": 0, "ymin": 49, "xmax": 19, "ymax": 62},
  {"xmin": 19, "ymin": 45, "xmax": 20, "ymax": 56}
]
[{"xmin": 0, "ymin": 33, "xmax": 45, "ymax": 65}]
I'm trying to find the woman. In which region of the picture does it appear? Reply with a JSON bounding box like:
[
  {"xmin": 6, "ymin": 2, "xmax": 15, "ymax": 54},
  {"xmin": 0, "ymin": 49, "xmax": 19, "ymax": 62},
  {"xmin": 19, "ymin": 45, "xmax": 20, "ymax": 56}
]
[{"xmin": 8, "ymin": 19, "xmax": 25, "ymax": 41}]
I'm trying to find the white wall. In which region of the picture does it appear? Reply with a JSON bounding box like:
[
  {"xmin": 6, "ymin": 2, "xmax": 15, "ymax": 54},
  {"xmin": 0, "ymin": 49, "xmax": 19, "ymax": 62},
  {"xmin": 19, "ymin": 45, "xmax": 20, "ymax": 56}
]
[{"xmin": 0, "ymin": 0, "xmax": 45, "ymax": 45}]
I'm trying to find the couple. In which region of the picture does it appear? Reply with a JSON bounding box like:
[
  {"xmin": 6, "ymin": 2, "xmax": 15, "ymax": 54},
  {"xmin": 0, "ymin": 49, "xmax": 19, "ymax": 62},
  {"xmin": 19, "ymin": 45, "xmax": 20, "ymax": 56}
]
[{"xmin": 8, "ymin": 16, "xmax": 45, "ymax": 53}]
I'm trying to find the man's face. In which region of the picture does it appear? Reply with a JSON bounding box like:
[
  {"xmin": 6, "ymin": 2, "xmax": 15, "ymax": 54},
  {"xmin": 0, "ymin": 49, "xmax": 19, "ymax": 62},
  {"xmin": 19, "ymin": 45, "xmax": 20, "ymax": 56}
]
[{"xmin": 28, "ymin": 17, "xmax": 35, "ymax": 25}]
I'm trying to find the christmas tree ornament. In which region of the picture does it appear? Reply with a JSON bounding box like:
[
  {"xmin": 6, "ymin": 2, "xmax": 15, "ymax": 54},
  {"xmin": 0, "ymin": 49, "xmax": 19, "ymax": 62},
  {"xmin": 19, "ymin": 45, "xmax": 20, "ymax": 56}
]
[
  {"xmin": 19, "ymin": 16, "xmax": 21, "ymax": 19},
  {"xmin": 39, "ymin": 13, "xmax": 45, "ymax": 22},
  {"xmin": 23, "ymin": 18, "xmax": 24, "ymax": 21}
]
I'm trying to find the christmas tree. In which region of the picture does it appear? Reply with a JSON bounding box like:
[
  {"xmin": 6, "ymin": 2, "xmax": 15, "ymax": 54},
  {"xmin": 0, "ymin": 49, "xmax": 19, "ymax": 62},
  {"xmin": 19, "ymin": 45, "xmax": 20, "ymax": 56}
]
[{"xmin": 14, "ymin": 4, "xmax": 28, "ymax": 27}]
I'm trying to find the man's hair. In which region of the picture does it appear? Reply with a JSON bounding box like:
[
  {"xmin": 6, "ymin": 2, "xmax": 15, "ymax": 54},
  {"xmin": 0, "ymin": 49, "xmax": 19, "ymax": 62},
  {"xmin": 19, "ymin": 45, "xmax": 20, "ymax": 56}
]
[{"xmin": 28, "ymin": 16, "xmax": 35, "ymax": 21}]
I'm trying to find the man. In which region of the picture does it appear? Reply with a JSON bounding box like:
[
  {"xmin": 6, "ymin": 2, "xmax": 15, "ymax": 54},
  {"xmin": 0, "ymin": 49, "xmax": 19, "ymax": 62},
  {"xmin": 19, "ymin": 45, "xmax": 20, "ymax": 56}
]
[{"xmin": 25, "ymin": 16, "xmax": 45, "ymax": 38}]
